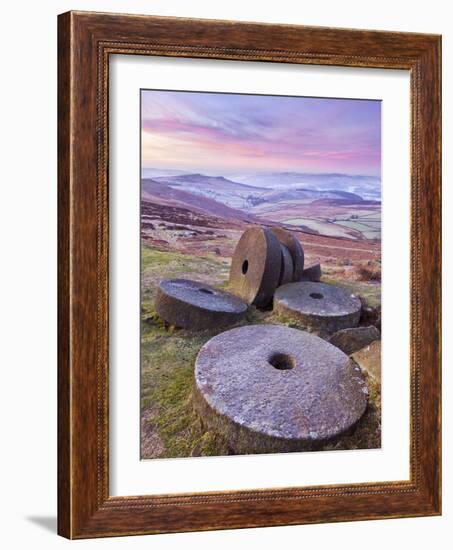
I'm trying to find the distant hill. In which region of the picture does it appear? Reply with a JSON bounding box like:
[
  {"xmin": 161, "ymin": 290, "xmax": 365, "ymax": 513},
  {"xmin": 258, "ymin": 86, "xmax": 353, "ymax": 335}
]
[
  {"xmin": 152, "ymin": 173, "xmax": 268, "ymax": 210},
  {"xmin": 141, "ymin": 169, "xmax": 381, "ymax": 242},
  {"xmin": 141, "ymin": 168, "xmax": 191, "ymax": 179},
  {"xmin": 141, "ymin": 178, "xmax": 255, "ymax": 222},
  {"xmin": 154, "ymin": 173, "xmax": 266, "ymax": 191},
  {"xmin": 149, "ymin": 172, "xmax": 368, "ymax": 210},
  {"xmin": 228, "ymin": 171, "xmax": 381, "ymax": 201},
  {"xmin": 311, "ymin": 198, "xmax": 381, "ymax": 206}
]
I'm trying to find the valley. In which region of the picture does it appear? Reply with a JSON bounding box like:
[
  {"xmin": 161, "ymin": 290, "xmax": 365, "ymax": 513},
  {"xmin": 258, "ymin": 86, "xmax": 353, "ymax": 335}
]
[
  {"xmin": 142, "ymin": 170, "xmax": 381, "ymax": 242},
  {"xmin": 141, "ymin": 170, "xmax": 381, "ymax": 279}
]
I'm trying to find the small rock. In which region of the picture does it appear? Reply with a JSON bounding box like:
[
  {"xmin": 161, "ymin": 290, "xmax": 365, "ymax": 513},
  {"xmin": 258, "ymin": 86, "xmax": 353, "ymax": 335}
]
[
  {"xmin": 351, "ymin": 340, "xmax": 381, "ymax": 383},
  {"xmin": 359, "ymin": 297, "xmax": 381, "ymax": 331},
  {"xmin": 300, "ymin": 263, "xmax": 322, "ymax": 282},
  {"xmin": 329, "ymin": 326, "xmax": 380, "ymax": 355}
]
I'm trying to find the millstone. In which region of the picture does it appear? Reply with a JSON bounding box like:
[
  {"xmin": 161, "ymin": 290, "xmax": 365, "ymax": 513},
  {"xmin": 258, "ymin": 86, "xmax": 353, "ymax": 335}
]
[
  {"xmin": 229, "ymin": 227, "xmax": 281, "ymax": 307},
  {"xmin": 193, "ymin": 324, "xmax": 368, "ymax": 454},
  {"xmin": 279, "ymin": 245, "xmax": 294, "ymax": 286},
  {"xmin": 274, "ymin": 282, "xmax": 361, "ymax": 332},
  {"xmin": 155, "ymin": 279, "xmax": 247, "ymax": 330},
  {"xmin": 270, "ymin": 227, "xmax": 304, "ymax": 280}
]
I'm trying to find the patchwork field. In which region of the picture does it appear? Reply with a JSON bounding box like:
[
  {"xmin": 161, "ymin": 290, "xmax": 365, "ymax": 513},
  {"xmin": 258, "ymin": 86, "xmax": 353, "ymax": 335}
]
[
  {"xmin": 141, "ymin": 198, "xmax": 382, "ymax": 300},
  {"xmin": 252, "ymin": 199, "xmax": 381, "ymax": 241}
]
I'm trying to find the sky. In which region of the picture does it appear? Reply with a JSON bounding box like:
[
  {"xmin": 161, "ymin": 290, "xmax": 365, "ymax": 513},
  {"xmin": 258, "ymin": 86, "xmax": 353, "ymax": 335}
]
[{"xmin": 141, "ymin": 89, "xmax": 381, "ymax": 176}]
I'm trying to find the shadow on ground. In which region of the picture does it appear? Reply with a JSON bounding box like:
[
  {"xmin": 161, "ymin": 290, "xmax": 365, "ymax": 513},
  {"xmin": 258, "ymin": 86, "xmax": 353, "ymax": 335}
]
[{"xmin": 26, "ymin": 516, "xmax": 57, "ymax": 534}]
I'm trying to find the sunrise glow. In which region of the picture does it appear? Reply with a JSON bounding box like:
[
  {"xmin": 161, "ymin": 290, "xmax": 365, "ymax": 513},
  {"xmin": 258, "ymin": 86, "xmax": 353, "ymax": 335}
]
[{"xmin": 141, "ymin": 90, "xmax": 381, "ymax": 176}]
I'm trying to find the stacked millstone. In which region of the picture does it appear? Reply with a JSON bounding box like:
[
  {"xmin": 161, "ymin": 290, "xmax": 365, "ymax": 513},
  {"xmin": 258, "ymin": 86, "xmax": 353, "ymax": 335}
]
[
  {"xmin": 227, "ymin": 226, "xmax": 363, "ymax": 333},
  {"xmin": 193, "ymin": 324, "xmax": 368, "ymax": 454},
  {"xmin": 228, "ymin": 226, "xmax": 320, "ymax": 308}
]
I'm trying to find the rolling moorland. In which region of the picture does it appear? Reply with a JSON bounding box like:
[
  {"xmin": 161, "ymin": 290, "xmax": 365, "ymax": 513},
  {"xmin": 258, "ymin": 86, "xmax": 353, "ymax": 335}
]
[{"xmin": 140, "ymin": 170, "xmax": 382, "ymax": 459}]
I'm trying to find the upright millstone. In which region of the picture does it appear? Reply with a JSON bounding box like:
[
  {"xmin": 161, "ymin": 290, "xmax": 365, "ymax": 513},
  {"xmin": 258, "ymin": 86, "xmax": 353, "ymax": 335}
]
[
  {"xmin": 193, "ymin": 324, "xmax": 368, "ymax": 454},
  {"xmin": 229, "ymin": 227, "xmax": 281, "ymax": 307},
  {"xmin": 274, "ymin": 281, "xmax": 361, "ymax": 332},
  {"xmin": 270, "ymin": 227, "xmax": 304, "ymax": 281},
  {"xmin": 155, "ymin": 279, "xmax": 247, "ymax": 331},
  {"xmin": 278, "ymin": 245, "xmax": 294, "ymax": 286}
]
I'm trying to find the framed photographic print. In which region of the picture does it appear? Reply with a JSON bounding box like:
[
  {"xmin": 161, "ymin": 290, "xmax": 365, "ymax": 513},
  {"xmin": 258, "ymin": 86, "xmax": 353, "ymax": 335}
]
[{"xmin": 58, "ymin": 11, "xmax": 441, "ymax": 539}]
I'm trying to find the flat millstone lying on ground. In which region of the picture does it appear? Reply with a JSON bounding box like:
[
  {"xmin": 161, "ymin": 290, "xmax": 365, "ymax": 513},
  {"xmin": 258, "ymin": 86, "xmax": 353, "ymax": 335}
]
[
  {"xmin": 229, "ymin": 227, "xmax": 282, "ymax": 307},
  {"xmin": 155, "ymin": 279, "xmax": 247, "ymax": 331},
  {"xmin": 274, "ymin": 281, "xmax": 361, "ymax": 332},
  {"xmin": 194, "ymin": 324, "xmax": 368, "ymax": 454}
]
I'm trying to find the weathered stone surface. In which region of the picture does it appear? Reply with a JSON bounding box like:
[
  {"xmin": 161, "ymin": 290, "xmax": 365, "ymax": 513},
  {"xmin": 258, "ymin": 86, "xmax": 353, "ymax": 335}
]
[
  {"xmin": 229, "ymin": 227, "xmax": 281, "ymax": 307},
  {"xmin": 270, "ymin": 227, "xmax": 304, "ymax": 280},
  {"xmin": 194, "ymin": 324, "xmax": 368, "ymax": 454},
  {"xmin": 300, "ymin": 263, "xmax": 322, "ymax": 282},
  {"xmin": 351, "ymin": 340, "xmax": 381, "ymax": 383},
  {"xmin": 274, "ymin": 282, "xmax": 361, "ymax": 332},
  {"xmin": 359, "ymin": 296, "xmax": 381, "ymax": 332},
  {"xmin": 155, "ymin": 279, "xmax": 247, "ymax": 331},
  {"xmin": 278, "ymin": 244, "xmax": 294, "ymax": 286},
  {"xmin": 329, "ymin": 326, "xmax": 380, "ymax": 355}
]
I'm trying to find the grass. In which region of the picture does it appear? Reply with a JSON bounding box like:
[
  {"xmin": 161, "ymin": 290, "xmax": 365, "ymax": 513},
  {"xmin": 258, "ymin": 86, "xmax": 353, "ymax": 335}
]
[
  {"xmin": 140, "ymin": 245, "xmax": 235, "ymax": 458},
  {"xmin": 141, "ymin": 315, "xmax": 235, "ymax": 457},
  {"xmin": 141, "ymin": 246, "xmax": 230, "ymax": 312},
  {"xmin": 356, "ymin": 265, "xmax": 382, "ymax": 282},
  {"xmin": 141, "ymin": 244, "xmax": 382, "ymax": 459}
]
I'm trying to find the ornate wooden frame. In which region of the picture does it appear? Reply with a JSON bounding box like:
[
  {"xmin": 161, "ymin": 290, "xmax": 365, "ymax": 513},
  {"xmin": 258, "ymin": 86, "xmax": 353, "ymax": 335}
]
[{"xmin": 58, "ymin": 11, "xmax": 442, "ymax": 539}]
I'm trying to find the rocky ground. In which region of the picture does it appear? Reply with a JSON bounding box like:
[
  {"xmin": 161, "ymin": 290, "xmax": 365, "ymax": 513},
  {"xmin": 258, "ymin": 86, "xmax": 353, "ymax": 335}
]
[{"xmin": 140, "ymin": 243, "xmax": 381, "ymax": 460}]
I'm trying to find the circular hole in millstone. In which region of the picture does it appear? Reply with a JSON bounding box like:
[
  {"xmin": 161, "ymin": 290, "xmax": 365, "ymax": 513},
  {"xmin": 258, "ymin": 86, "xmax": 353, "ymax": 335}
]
[
  {"xmin": 198, "ymin": 288, "xmax": 214, "ymax": 295},
  {"xmin": 309, "ymin": 292, "xmax": 324, "ymax": 300},
  {"xmin": 242, "ymin": 260, "xmax": 249, "ymax": 275},
  {"xmin": 268, "ymin": 352, "xmax": 295, "ymax": 370}
]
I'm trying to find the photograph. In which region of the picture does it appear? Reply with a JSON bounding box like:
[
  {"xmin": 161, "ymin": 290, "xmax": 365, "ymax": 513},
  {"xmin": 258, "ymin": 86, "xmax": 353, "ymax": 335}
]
[
  {"xmin": 47, "ymin": 7, "xmax": 441, "ymax": 541},
  {"xmin": 140, "ymin": 89, "xmax": 382, "ymax": 459}
]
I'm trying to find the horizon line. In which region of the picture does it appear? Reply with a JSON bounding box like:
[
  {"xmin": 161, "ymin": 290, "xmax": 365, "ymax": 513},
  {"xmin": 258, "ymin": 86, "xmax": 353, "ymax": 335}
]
[{"xmin": 141, "ymin": 167, "xmax": 381, "ymax": 179}]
